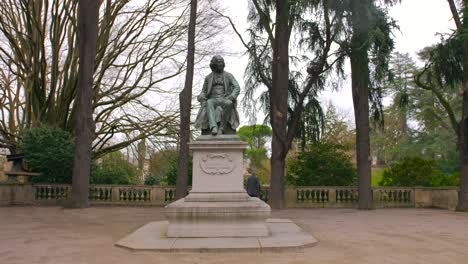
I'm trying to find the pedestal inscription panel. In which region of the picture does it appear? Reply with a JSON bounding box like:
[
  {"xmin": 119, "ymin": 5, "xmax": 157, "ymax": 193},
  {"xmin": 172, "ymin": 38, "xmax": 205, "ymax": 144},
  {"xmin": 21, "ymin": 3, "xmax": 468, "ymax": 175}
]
[{"xmin": 199, "ymin": 153, "xmax": 235, "ymax": 175}]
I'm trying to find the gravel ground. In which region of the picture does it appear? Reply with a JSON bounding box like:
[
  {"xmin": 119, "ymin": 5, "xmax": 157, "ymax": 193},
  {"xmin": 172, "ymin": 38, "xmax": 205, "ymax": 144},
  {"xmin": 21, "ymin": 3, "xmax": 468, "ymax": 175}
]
[{"xmin": 0, "ymin": 207, "xmax": 467, "ymax": 264}]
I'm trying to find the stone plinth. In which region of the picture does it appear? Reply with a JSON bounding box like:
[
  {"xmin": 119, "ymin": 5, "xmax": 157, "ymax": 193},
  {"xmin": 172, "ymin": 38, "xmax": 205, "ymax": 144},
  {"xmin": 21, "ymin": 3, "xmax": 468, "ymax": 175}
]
[
  {"xmin": 116, "ymin": 219, "xmax": 318, "ymax": 252},
  {"xmin": 165, "ymin": 135, "xmax": 271, "ymax": 238}
]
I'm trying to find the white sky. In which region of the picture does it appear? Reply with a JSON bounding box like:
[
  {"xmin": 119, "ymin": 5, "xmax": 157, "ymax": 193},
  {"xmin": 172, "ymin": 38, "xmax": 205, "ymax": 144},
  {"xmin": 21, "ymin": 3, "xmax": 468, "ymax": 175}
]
[{"xmin": 218, "ymin": 0, "xmax": 456, "ymax": 125}]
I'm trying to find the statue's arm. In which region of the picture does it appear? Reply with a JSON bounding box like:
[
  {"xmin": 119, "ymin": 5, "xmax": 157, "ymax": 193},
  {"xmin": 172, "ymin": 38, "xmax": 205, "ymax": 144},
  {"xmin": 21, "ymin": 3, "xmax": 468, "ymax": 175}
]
[
  {"xmin": 228, "ymin": 73, "xmax": 240, "ymax": 100},
  {"xmin": 198, "ymin": 77, "xmax": 208, "ymax": 102}
]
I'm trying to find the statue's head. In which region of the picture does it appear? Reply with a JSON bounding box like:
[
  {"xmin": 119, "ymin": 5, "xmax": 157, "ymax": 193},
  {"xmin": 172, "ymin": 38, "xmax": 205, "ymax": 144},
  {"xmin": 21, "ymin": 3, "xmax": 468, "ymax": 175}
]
[{"xmin": 210, "ymin": 55, "xmax": 225, "ymax": 73}]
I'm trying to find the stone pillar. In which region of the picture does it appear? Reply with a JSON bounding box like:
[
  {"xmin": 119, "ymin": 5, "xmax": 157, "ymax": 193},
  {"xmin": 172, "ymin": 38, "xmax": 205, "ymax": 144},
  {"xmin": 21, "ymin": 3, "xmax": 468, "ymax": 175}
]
[
  {"xmin": 285, "ymin": 187, "xmax": 296, "ymax": 208},
  {"xmin": 165, "ymin": 135, "xmax": 271, "ymax": 238},
  {"xmin": 111, "ymin": 186, "xmax": 120, "ymax": 202},
  {"xmin": 328, "ymin": 188, "xmax": 337, "ymax": 207},
  {"xmin": 11, "ymin": 184, "xmax": 34, "ymax": 205}
]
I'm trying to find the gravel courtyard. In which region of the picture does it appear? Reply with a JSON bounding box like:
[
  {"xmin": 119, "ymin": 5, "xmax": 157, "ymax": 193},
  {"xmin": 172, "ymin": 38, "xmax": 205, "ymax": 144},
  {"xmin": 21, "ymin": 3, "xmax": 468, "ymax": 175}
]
[{"xmin": 0, "ymin": 207, "xmax": 467, "ymax": 264}]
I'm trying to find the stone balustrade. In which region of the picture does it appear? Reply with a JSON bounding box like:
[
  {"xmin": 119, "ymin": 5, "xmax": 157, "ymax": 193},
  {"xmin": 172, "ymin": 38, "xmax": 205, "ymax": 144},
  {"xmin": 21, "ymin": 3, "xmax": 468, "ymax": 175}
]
[{"xmin": 0, "ymin": 183, "xmax": 460, "ymax": 210}]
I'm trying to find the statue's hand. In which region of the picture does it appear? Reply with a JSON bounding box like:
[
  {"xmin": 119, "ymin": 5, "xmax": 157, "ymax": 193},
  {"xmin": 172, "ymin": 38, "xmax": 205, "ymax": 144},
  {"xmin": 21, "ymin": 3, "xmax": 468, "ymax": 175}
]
[
  {"xmin": 226, "ymin": 95, "xmax": 235, "ymax": 102},
  {"xmin": 197, "ymin": 94, "xmax": 207, "ymax": 102}
]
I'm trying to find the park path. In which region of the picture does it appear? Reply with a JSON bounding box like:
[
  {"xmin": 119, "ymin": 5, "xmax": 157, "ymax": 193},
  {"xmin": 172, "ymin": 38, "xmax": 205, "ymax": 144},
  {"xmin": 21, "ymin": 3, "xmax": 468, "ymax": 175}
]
[{"xmin": 0, "ymin": 207, "xmax": 467, "ymax": 264}]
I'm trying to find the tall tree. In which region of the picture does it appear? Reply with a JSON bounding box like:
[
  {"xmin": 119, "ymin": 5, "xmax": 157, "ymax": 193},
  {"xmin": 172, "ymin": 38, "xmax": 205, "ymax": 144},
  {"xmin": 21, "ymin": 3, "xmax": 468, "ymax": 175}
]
[
  {"xmin": 219, "ymin": 0, "xmax": 347, "ymax": 208},
  {"xmin": 347, "ymin": 0, "xmax": 397, "ymax": 209},
  {"xmin": 176, "ymin": 0, "xmax": 197, "ymax": 199},
  {"xmin": 70, "ymin": 0, "xmax": 99, "ymax": 208},
  {"xmin": 387, "ymin": 52, "xmax": 418, "ymax": 135},
  {"xmin": 267, "ymin": 0, "xmax": 291, "ymax": 209},
  {"xmin": 350, "ymin": 0, "xmax": 373, "ymax": 209},
  {"xmin": 456, "ymin": 0, "xmax": 468, "ymax": 211},
  {"xmin": 417, "ymin": 0, "xmax": 468, "ymax": 210}
]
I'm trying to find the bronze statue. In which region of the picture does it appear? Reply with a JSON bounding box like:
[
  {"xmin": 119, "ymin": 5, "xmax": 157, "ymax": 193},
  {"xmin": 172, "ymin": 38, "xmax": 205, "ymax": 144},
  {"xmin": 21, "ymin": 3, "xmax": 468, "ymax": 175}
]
[{"xmin": 194, "ymin": 56, "xmax": 240, "ymax": 135}]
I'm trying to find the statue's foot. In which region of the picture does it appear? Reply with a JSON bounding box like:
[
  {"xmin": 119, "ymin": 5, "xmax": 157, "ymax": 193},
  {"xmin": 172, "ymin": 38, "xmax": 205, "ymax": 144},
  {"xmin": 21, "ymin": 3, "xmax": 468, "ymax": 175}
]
[{"xmin": 211, "ymin": 126, "xmax": 218, "ymax": 136}]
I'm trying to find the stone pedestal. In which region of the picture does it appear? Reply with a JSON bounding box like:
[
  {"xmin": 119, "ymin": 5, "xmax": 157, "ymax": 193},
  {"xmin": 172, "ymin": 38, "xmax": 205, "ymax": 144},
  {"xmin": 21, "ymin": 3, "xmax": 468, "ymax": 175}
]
[{"xmin": 165, "ymin": 135, "xmax": 271, "ymax": 238}]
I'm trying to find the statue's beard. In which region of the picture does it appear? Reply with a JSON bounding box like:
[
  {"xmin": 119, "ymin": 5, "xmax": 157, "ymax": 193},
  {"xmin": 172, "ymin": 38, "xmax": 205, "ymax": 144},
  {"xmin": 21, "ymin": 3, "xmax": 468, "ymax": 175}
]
[{"xmin": 213, "ymin": 66, "xmax": 224, "ymax": 73}]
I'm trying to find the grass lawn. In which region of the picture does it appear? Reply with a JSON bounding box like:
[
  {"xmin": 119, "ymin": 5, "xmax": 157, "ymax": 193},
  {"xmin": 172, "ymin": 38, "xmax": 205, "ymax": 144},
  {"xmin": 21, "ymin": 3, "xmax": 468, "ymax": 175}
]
[{"xmin": 371, "ymin": 167, "xmax": 384, "ymax": 186}]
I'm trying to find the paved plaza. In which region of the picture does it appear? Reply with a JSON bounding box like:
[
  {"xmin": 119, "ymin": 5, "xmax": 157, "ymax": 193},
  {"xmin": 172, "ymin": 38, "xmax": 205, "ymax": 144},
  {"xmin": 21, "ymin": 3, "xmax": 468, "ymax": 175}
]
[{"xmin": 0, "ymin": 207, "xmax": 467, "ymax": 264}]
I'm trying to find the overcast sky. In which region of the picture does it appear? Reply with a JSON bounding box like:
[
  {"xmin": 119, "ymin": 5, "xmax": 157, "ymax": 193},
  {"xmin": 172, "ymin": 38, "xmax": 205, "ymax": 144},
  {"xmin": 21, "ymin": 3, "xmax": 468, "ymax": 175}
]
[{"xmin": 217, "ymin": 0, "xmax": 456, "ymax": 126}]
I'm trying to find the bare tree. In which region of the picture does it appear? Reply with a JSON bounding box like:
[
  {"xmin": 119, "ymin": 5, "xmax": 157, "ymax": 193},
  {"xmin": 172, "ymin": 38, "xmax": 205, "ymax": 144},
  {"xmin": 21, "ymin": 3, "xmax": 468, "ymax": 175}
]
[
  {"xmin": 176, "ymin": 0, "xmax": 197, "ymax": 199},
  {"xmin": 0, "ymin": 0, "xmax": 189, "ymax": 156},
  {"xmin": 70, "ymin": 0, "xmax": 99, "ymax": 208}
]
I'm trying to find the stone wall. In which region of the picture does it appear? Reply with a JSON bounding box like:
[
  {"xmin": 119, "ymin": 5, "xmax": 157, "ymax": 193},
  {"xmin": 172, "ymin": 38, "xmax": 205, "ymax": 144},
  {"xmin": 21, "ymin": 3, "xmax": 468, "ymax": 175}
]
[
  {"xmin": 0, "ymin": 184, "xmax": 461, "ymax": 210},
  {"xmin": 414, "ymin": 187, "xmax": 459, "ymax": 210}
]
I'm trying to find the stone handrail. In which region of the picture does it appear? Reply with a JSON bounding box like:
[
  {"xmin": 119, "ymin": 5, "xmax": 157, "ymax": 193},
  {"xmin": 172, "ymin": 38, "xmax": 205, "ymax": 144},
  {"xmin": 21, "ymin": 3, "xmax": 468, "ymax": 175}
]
[
  {"xmin": 32, "ymin": 184, "xmax": 174, "ymax": 206},
  {"xmin": 0, "ymin": 183, "xmax": 460, "ymax": 210}
]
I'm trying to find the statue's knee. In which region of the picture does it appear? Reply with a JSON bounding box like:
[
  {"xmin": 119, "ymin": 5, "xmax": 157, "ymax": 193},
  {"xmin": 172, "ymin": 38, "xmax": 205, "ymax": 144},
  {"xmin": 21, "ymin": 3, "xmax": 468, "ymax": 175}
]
[{"xmin": 207, "ymin": 99, "xmax": 215, "ymax": 106}]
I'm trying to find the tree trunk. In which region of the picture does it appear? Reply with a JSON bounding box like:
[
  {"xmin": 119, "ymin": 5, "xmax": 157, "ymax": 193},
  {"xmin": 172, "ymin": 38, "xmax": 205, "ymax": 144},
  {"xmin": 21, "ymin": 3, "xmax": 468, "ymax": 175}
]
[
  {"xmin": 457, "ymin": 3, "xmax": 468, "ymax": 211},
  {"xmin": 176, "ymin": 0, "xmax": 197, "ymax": 199},
  {"xmin": 70, "ymin": 0, "xmax": 99, "ymax": 208},
  {"xmin": 351, "ymin": 0, "xmax": 373, "ymax": 210},
  {"xmin": 137, "ymin": 139, "xmax": 146, "ymax": 182},
  {"xmin": 269, "ymin": 0, "xmax": 290, "ymax": 209}
]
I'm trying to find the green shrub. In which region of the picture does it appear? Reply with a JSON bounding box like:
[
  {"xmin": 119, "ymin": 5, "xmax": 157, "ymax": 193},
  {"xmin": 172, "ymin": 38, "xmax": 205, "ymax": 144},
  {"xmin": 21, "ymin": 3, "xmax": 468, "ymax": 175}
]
[
  {"xmin": 379, "ymin": 157, "xmax": 459, "ymax": 187},
  {"xmin": 19, "ymin": 126, "xmax": 74, "ymax": 183},
  {"xmin": 161, "ymin": 157, "xmax": 192, "ymax": 186},
  {"xmin": 286, "ymin": 143, "xmax": 356, "ymax": 186},
  {"xmin": 91, "ymin": 152, "xmax": 140, "ymax": 185},
  {"xmin": 144, "ymin": 175, "xmax": 160, "ymax": 185}
]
